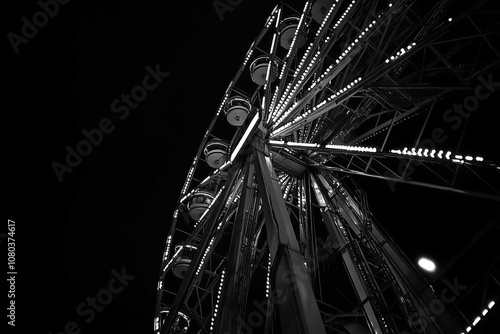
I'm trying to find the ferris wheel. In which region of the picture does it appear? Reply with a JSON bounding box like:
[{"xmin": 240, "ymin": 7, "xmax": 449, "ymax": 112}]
[{"xmin": 155, "ymin": 0, "xmax": 500, "ymax": 333}]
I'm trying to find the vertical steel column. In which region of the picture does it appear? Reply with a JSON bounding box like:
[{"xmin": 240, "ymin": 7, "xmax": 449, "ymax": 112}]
[
  {"xmin": 219, "ymin": 154, "xmax": 258, "ymax": 333},
  {"xmin": 253, "ymin": 138, "xmax": 327, "ymax": 334}
]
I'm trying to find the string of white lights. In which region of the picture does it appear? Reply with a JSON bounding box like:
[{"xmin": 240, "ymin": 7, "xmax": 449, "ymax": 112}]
[
  {"xmin": 193, "ymin": 187, "xmax": 225, "ymax": 229},
  {"xmin": 162, "ymin": 245, "xmax": 184, "ymax": 273},
  {"xmin": 271, "ymin": 1, "xmax": 338, "ymax": 123},
  {"xmin": 461, "ymin": 300, "xmax": 495, "ymax": 333},
  {"xmin": 269, "ymin": 140, "xmax": 377, "ymax": 153},
  {"xmin": 389, "ymin": 147, "xmax": 484, "ymax": 164},
  {"xmin": 384, "ymin": 42, "xmax": 417, "ymax": 64},
  {"xmin": 163, "ymin": 234, "xmax": 173, "ymax": 262},
  {"xmin": 270, "ymin": 77, "xmax": 362, "ymax": 137},
  {"xmin": 181, "ymin": 157, "xmax": 197, "ymax": 195},
  {"xmin": 195, "ymin": 237, "xmax": 215, "ymax": 277},
  {"xmin": 266, "ymin": 254, "xmax": 271, "ymax": 298},
  {"xmin": 210, "ymin": 269, "xmax": 226, "ymax": 332}
]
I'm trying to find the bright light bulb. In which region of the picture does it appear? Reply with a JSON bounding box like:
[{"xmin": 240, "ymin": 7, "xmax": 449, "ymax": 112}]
[{"xmin": 418, "ymin": 257, "xmax": 436, "ymax": 272}]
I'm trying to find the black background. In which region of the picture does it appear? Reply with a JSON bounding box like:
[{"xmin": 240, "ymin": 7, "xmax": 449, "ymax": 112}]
[{"xmin": 4, "ymin": 0, "xmax": 499, "ymax": 333}]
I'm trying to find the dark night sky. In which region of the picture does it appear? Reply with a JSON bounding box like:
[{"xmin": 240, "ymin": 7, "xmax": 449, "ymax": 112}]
[{"xmin": 5, "ymin": 1, "xmax": 499, "ymax": 334}]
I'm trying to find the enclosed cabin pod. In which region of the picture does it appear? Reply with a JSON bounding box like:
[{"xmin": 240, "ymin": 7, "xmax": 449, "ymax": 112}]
[
  {"xmin": 250, "ymin": 55, "xmax": 279, "ymax": 85},
  {"xmin": 224, "ymin": 96, "xmax": 251, "ymax": 127},
  {"xmin": 172, "ymin": 243, "xmax": 198, "ymax": 279},
  {"xmin": 312, "ymin": 0, "xmax": 336, "ymax": 24},
  {"xmin": 187, "ymin": 190, "xmax": 215, "ymax": 221},
  {"xmin": 278, "ymin": 16, "xmax": 307, "ymax": 49},
  {"xmin": 160, "ymin": 306, "xmax": 191, "ymax": 334},
  {"xmin": 204, "ymin": 139, "xmax": 229, "ymax": 168}
]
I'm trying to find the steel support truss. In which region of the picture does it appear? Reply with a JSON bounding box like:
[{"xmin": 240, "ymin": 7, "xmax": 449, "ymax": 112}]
[{"xmin": 156, "ymin": 137, "xmax": 480, "ymax": 334}]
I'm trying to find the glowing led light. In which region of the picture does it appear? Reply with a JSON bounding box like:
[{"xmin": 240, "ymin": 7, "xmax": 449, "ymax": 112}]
[
  {"xmin": 466, "ymin": 326, "xmax": 472, "ymax": 332},
  {"xmin": 418, "ymin": 257, "xmax": 436, "ymax": 272},
  {"xmin": 488, "ymin": 301, "xmax": 495, "ymax": 309},
  {"xmin": 472, "ymin": 316, "xmax": 481, "ymax": 326},
  {"xmin": 231, "ymin": 112, "xmax": 260, "ymax": 161},
  {"xmin": 266, "ymin": 254, "xmax": 272, "ymax": 297},
  {"xmin": 476, "ymin": 156, "xmax": 484, "ymax": 162},
  {"xmin": 448, "ymin": 17, "xmax": 452, "ymax": 22}
]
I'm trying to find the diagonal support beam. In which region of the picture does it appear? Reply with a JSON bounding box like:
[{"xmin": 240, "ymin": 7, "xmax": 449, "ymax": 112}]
[{"xmin": 253, "ymin": 136, "xmax": 326, "ymax": 334}]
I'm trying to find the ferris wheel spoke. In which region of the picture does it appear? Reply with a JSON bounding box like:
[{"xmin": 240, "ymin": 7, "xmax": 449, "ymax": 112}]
[
  {"xmin": 267, "ymin": 139, "xmax": 500, "ymax": 200},
  {"xmin": 268, "ymin": 1, "xmax": 313, "ymax": 122},
  {"xmin": 270, "ymin": 0, "xmax": 425, "ymax": 134}
]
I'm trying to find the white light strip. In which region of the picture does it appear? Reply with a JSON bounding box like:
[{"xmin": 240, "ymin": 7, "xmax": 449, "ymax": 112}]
[
  {"xmin": 271, "ymin": 77, "xmax": 362, "ymax": 137},
  {"xmin": 230, "ymin": 112, "xmax": 260, "ymax": 161},
  {"xmin": 162, "ymin": 245, "xmax": 184, "ymax": 273},
  {"xmin": 388, "ymin": 148, "xmax": 486, "ymax": 164},
  {"xmin": 195, "ymin": 237, "xmax": 215, "ymax": 277},
  {"xmin": 290, "ymin": 142, "xmax": 319, "ymax": 148},
  {"xmin": 283, "ymin": 2, "xmax": 309, "ymax": 62},
  {"xmin": 193, "ymin": 187, "xmax": 225, "ymax": 228},
  {"xmin": 164, "ymin": 235, "xmax": 173, "ymax": 261},
  {"xmin": 460, "ymin": 300, "xmax": 496, "ymax": 333},
  {"xmin": 270, "ymin": 141, "xmax": 377, "ymax": 153},
  {"xmin": 266, "ymin": 254, "xmax": 271, "ymax": 298},
  {"xmin": 181, "ymin": 157, "xmax": 198, "ymax": 195},
  {"xmin": 210, "ymin": 269, "xmax": 226, "ymax": 332},
  {"xmin": 384, "ymin": 42, "xmax": 417, "ymax": 63},
  {"xmin": 326, "ymin": 144, "xmax": 377, "ymax": 153}
]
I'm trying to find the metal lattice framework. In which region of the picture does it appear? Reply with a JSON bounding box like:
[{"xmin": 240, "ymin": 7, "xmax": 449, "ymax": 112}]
[{"xmin": 155, "ymin": 0, "xmax": 500, "ymax": 333}]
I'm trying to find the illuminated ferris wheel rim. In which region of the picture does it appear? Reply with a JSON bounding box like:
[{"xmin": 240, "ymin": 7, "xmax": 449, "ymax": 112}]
[{"xmin": 156, "ymin": 1, "xmax": 500, "ymax": 333}]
